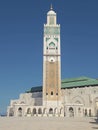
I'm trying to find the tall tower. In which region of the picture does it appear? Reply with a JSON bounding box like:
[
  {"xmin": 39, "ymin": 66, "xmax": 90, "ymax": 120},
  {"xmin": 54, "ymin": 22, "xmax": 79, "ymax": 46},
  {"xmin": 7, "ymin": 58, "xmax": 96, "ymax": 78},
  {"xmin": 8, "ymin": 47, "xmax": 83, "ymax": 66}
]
[{"xmin": 43, "ymin": 6, "xmax": 61, "ymax": 107}]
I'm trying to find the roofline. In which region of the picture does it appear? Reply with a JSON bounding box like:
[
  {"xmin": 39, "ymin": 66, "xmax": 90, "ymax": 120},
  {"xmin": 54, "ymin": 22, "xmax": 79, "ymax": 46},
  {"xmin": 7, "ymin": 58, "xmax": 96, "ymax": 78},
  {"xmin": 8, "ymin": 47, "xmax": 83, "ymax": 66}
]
[
  {"xmin": 26, "ymin": 77, "xmax": 98, "ymax": 93},
  {"xmin": 27, "ymin": 84, "xmax": 98, "ymax": 93}
]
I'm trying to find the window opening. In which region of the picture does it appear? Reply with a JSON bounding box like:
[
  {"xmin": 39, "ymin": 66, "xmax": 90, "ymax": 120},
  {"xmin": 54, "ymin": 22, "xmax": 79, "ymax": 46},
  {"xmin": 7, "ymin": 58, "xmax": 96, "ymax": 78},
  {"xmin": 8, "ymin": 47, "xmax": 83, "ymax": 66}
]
[{"xmin": 51, "ymin": 91, "xmax": 53, "ymax": 95}]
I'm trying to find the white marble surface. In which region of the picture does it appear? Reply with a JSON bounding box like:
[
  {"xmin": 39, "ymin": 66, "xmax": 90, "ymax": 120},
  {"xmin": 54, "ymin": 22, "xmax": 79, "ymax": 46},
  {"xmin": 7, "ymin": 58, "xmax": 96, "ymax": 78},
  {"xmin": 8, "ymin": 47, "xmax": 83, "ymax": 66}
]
[{"xmin": 0, "ymin": 117, "xmax": 97, "ymax": 130}]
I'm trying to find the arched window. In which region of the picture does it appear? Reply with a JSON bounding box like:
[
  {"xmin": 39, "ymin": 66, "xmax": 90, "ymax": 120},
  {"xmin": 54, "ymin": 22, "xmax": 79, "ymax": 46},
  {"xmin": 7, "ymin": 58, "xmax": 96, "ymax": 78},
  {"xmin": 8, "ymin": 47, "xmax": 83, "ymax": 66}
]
[
  {"xmin": 78, "ymin": 108, "xmax": 81, "ymax": 113},
  {"xmin": 38, "ymin": 108, "xmax": 42, "ymax": 114},
  {"xmin": 75, "ymin": 100, "xmax": 81, "ymax": 104},
  {"xmin": 89, "ymin": 109, "xmax": 91, "ymax": 117},
  {"xmin": 85, "ymin": 109, "xmax": 87, "ymax": 116},
  {"xmin": 49, "ymin": 42, "xmax": 55, "ymax": 47},
  {"xmin": 69, "ymin": 107, "xmax": 74, "ymax": 117},
  {"xmin": 18, "ymin": 107, "xmax": 22, "ymax": 112},
  {"xmin": 51, "ymin": 91, "xmax": 53, "ymax": 95},
  {"xmin": 69, "ymin": 107, "xmax": 73, "ymax": 112},
  {"xmin": 27, "ymin": 108, "xmax": 31, "ymax": 114},
  {"xmin": 18, "ymin": 107, "xmax": 22, "ymax": 116},
  {"xmin": 33, "ymin": 108, "xmax": 36, "ymax": 115},
  {"xmin": 49, "ymin": 108, "xmax": 53, "ymax": 114},
  {"xmin": 46, "ymin": 93, "xmax": 48, "ymax": 95}
]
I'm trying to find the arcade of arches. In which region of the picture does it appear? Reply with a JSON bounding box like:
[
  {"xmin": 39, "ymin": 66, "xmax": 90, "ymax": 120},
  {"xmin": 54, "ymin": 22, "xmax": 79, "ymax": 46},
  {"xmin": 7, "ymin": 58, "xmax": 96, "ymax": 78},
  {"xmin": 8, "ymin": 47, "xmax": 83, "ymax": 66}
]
[{"xmin": 8, "ymin": 105, "xmax": 95, "ymax": 117}]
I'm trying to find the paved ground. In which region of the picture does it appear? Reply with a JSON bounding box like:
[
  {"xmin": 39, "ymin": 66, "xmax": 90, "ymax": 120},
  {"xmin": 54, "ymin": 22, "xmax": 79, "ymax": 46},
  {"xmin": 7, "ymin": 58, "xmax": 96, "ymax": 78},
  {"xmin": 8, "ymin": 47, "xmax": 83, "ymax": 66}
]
[{"xmin": 0, "ymin": 117, "xmax": 98, "ymax": 130}]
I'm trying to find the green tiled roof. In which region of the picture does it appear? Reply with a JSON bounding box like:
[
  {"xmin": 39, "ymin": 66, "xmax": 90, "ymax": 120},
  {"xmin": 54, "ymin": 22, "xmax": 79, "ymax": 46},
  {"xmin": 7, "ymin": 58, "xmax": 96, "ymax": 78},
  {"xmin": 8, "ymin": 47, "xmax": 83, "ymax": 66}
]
[
  {"xmin": 61, "ymin": 76, "xmax": 98, "ymax": 89},
  {"xmin": 27, "ymin": 77, "xmax": 98, "ymax": 93},
  {"xmin": 26, "ymin": 86, "xmax": 42, "ymax": 93}
]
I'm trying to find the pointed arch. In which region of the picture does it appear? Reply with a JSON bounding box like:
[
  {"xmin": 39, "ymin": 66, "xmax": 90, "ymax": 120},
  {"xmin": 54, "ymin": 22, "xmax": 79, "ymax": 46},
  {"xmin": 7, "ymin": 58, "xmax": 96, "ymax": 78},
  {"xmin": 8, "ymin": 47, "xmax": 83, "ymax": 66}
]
[
  {"xmin": 71, "ymin": 96, "xmax": 84, "ymax": 105},
  {"xmin": 89, "ymin": 109, "xmax": 91, "ymax": 117},
  {"xmin": 18, "ymin": 107, "xmax": 22, "ymax": 117},
  {"xmin": 69, "ymin": 107, "xmax": 74, "ymax": 117},
  {"xmin": 84, "ymin": 109, "xmax": 87, "ymax": 116},
  {"xmin": 38, "ymin": 108, "xmax": 42, "ymax": 114},
  {"xmin": 49, "ymin": 42, "xmax": 55, "ymax": 47},
  {"xmin": 49, "ymin": 108, "xmax": 53, "ymax": 114},
  {"xmin": 27, "ymin": 108, "xmax": 31, "ymax": 114},
  {"xmin": 33, "ymin": 108, "xmax": 36, "ymax": 115}
]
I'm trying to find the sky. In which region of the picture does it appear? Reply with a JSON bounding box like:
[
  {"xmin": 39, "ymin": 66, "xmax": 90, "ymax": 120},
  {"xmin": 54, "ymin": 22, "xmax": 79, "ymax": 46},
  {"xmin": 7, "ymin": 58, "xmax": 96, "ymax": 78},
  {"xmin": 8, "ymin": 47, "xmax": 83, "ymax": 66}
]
[{"xmin": 0, "ymin": 0, "xmax": 98, "ymax": 114}]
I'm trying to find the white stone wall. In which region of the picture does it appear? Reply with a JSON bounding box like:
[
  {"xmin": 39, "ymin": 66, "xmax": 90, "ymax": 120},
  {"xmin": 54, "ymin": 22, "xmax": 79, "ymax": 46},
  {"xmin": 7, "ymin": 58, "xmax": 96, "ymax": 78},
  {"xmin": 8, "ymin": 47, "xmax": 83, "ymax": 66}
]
[
  {"xmin": 61, "ymin": 86, "xmax": 98, "ymax": 116},
  {"xmin": 7, "ymin": 86, "xmax": 98, "ymax": 117},
  {"xmin": 7, "ymin": 92, "xmax": 42, "ymax": 116}
]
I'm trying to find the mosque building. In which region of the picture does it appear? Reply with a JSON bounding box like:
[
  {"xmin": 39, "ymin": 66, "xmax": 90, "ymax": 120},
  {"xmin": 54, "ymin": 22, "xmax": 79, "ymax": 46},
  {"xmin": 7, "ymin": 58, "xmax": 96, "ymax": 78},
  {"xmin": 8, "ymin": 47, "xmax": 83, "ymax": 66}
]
[{"xmin": 7, "ymin": 6, "xmax": 98, "ymax": 117}]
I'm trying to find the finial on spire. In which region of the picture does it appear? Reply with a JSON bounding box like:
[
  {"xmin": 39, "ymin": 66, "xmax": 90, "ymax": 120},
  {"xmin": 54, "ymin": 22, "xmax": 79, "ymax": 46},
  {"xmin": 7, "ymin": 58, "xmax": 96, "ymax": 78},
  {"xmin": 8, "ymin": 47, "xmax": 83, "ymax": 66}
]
[{"xmin": 50, "ymin": 4, "xmax": 53, "ymax": 10}]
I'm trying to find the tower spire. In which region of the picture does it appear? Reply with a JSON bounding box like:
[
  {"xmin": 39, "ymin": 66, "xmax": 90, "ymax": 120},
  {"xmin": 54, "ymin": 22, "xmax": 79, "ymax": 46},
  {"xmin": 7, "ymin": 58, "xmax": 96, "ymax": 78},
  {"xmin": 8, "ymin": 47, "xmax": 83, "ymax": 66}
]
[{"xmin": 50, "ymin": 4, "xmax": 53, "ymax": 10}]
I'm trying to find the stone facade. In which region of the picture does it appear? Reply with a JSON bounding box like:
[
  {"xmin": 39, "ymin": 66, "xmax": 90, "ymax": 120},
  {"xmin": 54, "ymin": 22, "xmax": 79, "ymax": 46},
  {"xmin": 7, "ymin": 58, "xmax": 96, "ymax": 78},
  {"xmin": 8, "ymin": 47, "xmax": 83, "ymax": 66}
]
[
  {"xmin": 61, "ymin": 86, "xmax": 98, "ymax": 117},
  {"xmin": 7, "ymin": 84, "xmax": 98, "ymax": 117}
]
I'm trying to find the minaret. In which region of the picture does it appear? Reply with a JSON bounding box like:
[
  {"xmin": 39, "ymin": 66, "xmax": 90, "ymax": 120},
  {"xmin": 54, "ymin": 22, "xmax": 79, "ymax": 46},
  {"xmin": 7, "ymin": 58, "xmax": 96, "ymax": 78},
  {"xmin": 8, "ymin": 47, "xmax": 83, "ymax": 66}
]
[{"xmin": 43, "ymin": 6, "xmax": 61, "ymax": 107}]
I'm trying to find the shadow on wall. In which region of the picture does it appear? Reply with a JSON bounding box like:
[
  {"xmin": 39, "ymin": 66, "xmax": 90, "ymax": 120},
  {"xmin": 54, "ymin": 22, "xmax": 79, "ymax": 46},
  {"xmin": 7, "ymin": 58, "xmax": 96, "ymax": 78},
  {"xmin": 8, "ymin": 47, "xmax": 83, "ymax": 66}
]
[{"xmin": 89, "ymin": 118, "xmax": 98, "ymax": 129}]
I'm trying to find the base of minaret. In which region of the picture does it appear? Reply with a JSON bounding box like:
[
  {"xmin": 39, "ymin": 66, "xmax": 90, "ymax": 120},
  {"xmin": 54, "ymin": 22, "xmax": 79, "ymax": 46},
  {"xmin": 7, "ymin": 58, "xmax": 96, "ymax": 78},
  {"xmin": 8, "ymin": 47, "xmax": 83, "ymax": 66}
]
[
  {"xmin": 42, "ymin": 100, "xmax": 63, "ymax": 117},
  {"xmin": 43, "ymin": 100, "xmax": 62, "ymax": 107},
  {"xmin": 42, "ymin": 100, "xmax": 62, "ymax": 116}
]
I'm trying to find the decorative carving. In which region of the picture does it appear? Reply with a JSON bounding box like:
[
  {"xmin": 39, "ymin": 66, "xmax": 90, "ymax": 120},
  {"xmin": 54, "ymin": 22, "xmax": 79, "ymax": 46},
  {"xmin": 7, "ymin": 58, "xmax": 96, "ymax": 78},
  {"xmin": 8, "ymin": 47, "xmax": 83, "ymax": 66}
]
[{"xmin": 44, "ymin": 27, "xmax": 60, "ymax": 35}]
